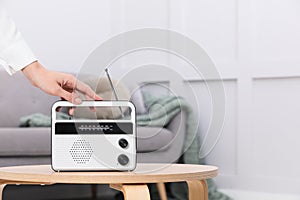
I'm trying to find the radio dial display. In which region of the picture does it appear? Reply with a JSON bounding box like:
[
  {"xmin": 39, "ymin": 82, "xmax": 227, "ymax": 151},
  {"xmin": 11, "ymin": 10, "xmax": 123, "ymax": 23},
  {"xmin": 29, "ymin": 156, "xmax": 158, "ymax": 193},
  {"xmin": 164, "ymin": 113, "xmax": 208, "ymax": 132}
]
[{"xmin": 55, "ymin": 122, "xmax": 133, "ymax": 135}]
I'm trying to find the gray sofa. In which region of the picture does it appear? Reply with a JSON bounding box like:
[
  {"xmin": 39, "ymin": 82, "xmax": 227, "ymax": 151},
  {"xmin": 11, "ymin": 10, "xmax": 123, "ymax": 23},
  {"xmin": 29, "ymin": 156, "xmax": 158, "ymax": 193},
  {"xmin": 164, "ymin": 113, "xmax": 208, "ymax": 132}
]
[{"xmin": 0, "ymin": 70, "xmax": 186, "ymax": 200}]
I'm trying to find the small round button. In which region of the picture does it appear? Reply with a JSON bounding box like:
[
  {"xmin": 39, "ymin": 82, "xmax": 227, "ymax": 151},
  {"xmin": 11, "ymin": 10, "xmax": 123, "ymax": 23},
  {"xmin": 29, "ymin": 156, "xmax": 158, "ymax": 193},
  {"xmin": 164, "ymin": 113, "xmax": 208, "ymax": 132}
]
[
  {"xmin": 118, "ymin": 154, "xmax": 129, "ymax": 166},
  {"xmin": 119, "ymin": 138, "xmax": 129, "ymax": 149}
]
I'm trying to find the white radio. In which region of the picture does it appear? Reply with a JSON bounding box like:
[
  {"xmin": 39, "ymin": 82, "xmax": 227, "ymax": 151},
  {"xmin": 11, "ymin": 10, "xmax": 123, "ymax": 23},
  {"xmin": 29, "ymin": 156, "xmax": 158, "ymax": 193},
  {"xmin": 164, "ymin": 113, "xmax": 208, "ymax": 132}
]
[{"xmin": 51, "ymin": 101, "xmax": 136, "ymax": 171}]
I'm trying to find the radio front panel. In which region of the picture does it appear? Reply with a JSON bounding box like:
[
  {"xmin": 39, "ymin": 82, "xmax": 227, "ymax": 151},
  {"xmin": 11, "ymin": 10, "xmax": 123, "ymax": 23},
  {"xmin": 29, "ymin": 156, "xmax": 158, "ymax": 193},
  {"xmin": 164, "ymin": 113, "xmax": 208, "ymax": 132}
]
[{"xmin": 51, "ymin": 101, "xmax": 136, "ymax": 171}]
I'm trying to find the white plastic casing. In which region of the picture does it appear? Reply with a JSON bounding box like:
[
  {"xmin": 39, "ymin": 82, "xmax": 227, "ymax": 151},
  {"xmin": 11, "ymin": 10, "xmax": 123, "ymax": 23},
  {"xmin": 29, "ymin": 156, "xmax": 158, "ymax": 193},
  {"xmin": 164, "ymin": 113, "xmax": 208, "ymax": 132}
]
[{"xmin": 51, "ymin": 101, "xmax": 136, "ymax": 171}]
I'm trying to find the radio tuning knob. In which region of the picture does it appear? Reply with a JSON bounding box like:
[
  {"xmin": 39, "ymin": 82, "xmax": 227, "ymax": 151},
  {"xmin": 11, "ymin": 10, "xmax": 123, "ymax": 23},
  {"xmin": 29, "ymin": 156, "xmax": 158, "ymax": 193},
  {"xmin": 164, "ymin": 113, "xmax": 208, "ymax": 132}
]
[
  {"xmin": 118, "ymin": 138, "xmax": 129, "ymax": 149},
  {"xmin": 118, "ymin": 154, "xmax": 129, "ymax": 166}
]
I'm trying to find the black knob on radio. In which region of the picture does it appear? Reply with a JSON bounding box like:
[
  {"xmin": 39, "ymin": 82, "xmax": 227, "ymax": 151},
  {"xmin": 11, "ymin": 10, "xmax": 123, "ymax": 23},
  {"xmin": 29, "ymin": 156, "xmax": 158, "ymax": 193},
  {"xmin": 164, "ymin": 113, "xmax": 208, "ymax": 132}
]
[
  {"xmin": 118, "ymin": 154, "xmax": 129, "ymax": 166},
  {"xmin": 119, "ymin": 138, "xmax": 129, "ymax": 149}
]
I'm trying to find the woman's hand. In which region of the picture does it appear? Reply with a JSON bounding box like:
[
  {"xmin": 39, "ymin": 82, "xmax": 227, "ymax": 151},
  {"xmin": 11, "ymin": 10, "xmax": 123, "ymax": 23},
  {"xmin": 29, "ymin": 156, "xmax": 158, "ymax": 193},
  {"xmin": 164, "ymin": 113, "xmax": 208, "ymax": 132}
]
[{"xmin": 22, "ymin": 61, "xmax": 102, "ymax": 103}]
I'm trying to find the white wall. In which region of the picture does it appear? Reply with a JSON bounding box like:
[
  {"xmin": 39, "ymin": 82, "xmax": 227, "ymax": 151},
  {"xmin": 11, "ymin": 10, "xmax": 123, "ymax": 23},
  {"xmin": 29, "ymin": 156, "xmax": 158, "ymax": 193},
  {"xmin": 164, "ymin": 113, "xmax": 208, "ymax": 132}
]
[
  {"xmin": 3, "ymin": 0, "xmax": 300, "ymax": 195},
  {"xmin": 3, "ymin": 0, "xmax": 112, "ymax": 73},
  {"xmin": 177, "ymin": 0, "xmax": 300, "ymax": 195}
]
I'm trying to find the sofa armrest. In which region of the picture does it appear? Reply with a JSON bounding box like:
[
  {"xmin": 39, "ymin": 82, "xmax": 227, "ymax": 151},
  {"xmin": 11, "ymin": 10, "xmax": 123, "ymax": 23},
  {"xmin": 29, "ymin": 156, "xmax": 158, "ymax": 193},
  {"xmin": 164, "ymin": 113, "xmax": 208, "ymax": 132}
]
[
  {"xmin": 164, "ymin": 111, "xmax": 186, "ymax": 153},
  {"xmin": 166, "ymin": 111, "xmax": 186, "ymax": 136}
]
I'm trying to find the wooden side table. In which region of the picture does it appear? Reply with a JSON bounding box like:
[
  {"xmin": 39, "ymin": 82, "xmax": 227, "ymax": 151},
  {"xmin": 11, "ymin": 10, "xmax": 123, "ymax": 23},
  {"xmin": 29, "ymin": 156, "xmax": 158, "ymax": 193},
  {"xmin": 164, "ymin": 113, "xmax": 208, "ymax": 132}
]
[{"xmin": 0, "ymin": 163, "xmax": 217, "ymax": 200}]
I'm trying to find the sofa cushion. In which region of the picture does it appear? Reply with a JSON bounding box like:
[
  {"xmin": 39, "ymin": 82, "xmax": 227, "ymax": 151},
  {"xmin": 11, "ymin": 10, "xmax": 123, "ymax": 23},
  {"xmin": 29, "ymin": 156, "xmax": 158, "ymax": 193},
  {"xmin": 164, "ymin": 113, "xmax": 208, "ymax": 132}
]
[
  {"xmin": 0, "ymin": 128, "xmax": 51, "ymax": 156},
  {"xmin": 136, "ymin": 127, "xmax": 173, "ymax": 153},
  {"xmin": 0, "ymin": 126, "xmax": 173, "ymax": 156}
]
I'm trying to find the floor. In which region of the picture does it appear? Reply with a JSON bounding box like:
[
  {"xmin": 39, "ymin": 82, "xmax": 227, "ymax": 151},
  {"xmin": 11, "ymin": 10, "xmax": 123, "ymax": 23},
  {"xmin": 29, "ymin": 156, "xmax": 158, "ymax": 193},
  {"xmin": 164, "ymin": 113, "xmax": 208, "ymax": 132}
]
[
  {"xmin": 54, "ymin": 196, "xmax": 123, "ymax": 200},
  {"xmin": 220, "ymin": 189, "xmax": 300, "ymax": 200},
  {"xmin": 55, "ymin": 198, "xmax": 117, "ymax": 200},
  {"xmin": 2, "ymin": 185, "xmax": 123, "ymax": 200}
]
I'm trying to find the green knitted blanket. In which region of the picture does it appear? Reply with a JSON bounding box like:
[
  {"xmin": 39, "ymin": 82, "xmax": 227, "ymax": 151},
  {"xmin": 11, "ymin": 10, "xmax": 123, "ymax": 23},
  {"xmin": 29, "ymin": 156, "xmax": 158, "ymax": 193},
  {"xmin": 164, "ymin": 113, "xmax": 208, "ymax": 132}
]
[{"xmin": 19, "ymin": 112, "xmax": 69, "ymax": 127}]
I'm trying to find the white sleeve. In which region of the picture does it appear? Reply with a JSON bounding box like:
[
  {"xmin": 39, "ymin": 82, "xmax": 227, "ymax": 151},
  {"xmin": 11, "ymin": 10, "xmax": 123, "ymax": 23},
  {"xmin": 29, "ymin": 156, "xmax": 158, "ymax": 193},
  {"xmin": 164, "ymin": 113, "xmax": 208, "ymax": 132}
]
[{"xmin": 0, "ymin": 8, "xmax": 37, "ymax": 75}]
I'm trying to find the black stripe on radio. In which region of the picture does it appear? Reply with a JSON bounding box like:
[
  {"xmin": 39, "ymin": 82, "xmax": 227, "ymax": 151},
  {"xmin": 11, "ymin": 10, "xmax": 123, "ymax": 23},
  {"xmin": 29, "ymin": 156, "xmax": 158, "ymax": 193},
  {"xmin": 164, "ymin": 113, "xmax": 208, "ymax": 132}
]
[{"xmin": 55, "ymin": 122, "xmax": 133, "ymax": 135}]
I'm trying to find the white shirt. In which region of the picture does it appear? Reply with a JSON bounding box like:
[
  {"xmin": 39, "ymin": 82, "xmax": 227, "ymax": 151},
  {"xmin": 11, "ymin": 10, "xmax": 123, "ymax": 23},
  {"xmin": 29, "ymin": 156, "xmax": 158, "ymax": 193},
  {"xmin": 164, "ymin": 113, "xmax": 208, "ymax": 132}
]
[{"xmin": 0, "ymin": 8, "xmax": 37, "ymax": 75}]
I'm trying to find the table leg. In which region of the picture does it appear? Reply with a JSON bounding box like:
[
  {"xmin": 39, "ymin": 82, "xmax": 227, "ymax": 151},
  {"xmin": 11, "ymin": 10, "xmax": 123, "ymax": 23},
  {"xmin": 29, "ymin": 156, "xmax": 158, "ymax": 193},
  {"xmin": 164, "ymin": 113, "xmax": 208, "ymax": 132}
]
[
  {"xmin": 0, "ymin": 184, "xmax": 6, "ymax": 200},
  {"xmin": 156, "ymin": 183, "xmax": 167, "ymax": 200},
  {"xmin": 186, "ymin": 180, "xmax": 208, "ymax": 200},
  {"xmin": 110, "ymin": 184, "xmax": 150, "ymax": 200}
]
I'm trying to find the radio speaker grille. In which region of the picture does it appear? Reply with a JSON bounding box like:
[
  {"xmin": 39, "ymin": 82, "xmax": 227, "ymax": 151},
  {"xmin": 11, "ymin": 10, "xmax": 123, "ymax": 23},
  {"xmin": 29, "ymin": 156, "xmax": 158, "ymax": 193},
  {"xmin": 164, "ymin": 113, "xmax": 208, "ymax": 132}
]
[{"xmin": 69, "ymin": 139, "xmax": 93, "ymax": 164}]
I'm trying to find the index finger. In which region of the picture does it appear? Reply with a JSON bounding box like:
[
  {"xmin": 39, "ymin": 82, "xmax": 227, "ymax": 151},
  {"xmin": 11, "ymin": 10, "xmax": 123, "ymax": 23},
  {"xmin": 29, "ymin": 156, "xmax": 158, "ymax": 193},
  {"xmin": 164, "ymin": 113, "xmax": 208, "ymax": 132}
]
[{"xmin": 75, "ymin": 80, "xmax": 102, "ymax": 100}]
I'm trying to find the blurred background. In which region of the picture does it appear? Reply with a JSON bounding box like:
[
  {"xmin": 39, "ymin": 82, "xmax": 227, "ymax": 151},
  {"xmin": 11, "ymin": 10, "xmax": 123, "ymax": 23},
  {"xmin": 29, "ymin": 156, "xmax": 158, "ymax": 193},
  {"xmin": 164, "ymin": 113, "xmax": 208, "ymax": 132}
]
[{"xmin": 2, "ymin": 0, "xmax": 300, "ymax": 199}]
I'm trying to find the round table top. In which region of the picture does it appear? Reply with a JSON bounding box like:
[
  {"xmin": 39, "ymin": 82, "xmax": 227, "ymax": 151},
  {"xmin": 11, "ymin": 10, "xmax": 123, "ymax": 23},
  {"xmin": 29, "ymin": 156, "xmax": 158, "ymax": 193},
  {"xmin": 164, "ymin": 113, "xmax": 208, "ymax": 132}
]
[{"xmin": 0, "ymin": 164, "xmax": 218, "ymax": 184}]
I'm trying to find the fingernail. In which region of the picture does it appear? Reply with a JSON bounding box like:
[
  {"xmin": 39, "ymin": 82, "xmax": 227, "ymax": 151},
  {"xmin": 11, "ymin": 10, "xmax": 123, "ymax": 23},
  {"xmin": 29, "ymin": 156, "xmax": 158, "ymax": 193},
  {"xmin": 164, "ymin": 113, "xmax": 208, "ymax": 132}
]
[{"xmin": 75, "ymin": 98, "xmax": 82, "ymax": 104}]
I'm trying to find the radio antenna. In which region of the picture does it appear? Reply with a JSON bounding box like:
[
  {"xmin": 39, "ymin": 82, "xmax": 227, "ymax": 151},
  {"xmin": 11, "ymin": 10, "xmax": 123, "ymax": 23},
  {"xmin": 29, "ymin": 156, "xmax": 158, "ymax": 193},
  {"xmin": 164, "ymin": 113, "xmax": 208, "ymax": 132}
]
[{"xmin": 105, "ymin": 68, "xmax": 124, "ymax": 118}]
